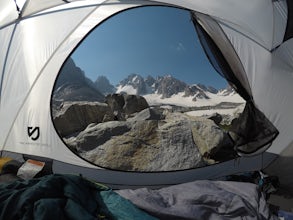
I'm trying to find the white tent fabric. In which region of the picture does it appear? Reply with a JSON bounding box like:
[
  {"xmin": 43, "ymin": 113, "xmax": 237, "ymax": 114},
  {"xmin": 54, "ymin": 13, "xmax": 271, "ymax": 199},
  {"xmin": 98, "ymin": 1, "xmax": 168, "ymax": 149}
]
[
  {"xmin": 154, "ymin": 0, "xmax": 285, "ymax": 51},
  {"xmin": 272, "ymin": 0, "xmax": 287, "ymax": 48},
  {"xmin": 220, "ymin": 23, "xmax": 293, "ymax": 156},
  {"xmin": 13, "ymin": 0, "xmax": 90, "ymax": 17},
  {"xmin": 0, "ymin": 0, "xmax": 18, "ymax": 27},
  {"xmin": 0, "ymin": 0, "xmax": 292, "ymax": 187}
]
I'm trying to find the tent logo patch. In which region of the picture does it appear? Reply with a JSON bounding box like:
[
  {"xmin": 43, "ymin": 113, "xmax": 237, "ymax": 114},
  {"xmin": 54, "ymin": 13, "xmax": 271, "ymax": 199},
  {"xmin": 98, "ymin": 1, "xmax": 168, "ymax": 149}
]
[{"xmin": 27, "ymin": 127, "xmax": 40, "ymax": 141}]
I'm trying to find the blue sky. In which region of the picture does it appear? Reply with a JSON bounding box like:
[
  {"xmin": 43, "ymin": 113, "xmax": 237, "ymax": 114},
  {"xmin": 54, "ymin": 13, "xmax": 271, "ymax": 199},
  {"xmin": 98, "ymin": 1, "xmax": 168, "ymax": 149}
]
[{"xmin": 72, "ymin": 6, "xmax": 227, "ymax": 89}]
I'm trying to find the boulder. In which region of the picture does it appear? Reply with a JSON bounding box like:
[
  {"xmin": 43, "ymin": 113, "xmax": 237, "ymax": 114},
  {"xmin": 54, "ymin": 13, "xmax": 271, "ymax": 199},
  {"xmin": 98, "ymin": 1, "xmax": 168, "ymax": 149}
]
[
  {"xmin": 105, "ymin": 94, "xmax": 125, "ymax": 112},
  {"xmin": 189, "ymin": 117, "xmax": 233, "ymax": 159},
  {"xmin": 105, "ymin": 93, "xmax": 149, "ymax": 119},
  {"xmin": 158, "ymin": 119, "xmax": 205, "ymax": 170},
  {"xmin": 80, "ymin": 120, "xmax": 160, "ymax": 171},
  {"xmin": 80, "ymin": 113, "xmax": 205, "ymax": 171},
  {"xmin": 127, "ymin": 108, "xmax": 164, "ymax": 122},
  {"xmin": 165, "ymin": 111, "xmax": 233, "ymax": 160},
  {"xmin": 65, "ymin": 121, "xmax": 131, "ymax": 152},
  {"xmin": 123, "ymin": 94, "xmax": 149, "ymax": 115},
  {"xmin": 53, "ymin": 101, "xmax": 112, "ymax": 136}
]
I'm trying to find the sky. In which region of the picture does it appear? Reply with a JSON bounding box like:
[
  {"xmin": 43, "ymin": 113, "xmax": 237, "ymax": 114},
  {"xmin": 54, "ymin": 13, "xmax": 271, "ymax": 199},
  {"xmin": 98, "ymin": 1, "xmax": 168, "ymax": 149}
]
[{"xmin": 71, "ymin": 6, "xmax": 227, "ymax": 89}]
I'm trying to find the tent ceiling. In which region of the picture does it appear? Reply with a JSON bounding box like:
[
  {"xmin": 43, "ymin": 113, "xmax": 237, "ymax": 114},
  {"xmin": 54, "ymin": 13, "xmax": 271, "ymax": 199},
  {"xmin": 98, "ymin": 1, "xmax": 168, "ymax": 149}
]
[
  {"xmin": 0, "ymin": 0, "xmax": 285, "ymax": 51},
  {"xmin": 0, "ymin": 0, "xmax": 18, "ymax": 28},
  {"xmin": 153, "ymin": 0, "xmax": 287, "ymax": 50},
  {"xmin": 20, "ymin": 0, "xmax": 91, "ymax": 17},
  {"xmin": 284, "ymin": 0, "xmax": 293, "ymax": 41}
]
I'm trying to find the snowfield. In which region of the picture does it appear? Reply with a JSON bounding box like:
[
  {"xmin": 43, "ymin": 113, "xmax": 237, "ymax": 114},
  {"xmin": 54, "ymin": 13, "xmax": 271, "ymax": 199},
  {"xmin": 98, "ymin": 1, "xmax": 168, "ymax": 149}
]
[
  {"xmin": 143, "ymin": 91, "xmax": 244, "ymax": 107},
  {"xmin": 115, "ymin": 82, "xmax": 245, "ymax": 118},
  {"xmin": 185, "ymin": 103, "xmax": 245, "ymax": 117}
]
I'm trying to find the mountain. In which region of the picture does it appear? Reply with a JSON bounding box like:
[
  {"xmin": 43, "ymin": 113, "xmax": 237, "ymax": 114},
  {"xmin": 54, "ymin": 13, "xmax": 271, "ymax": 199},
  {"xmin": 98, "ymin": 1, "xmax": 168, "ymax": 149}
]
[
  {"xmin": 116, "ymin": 74, "xmax": 189, "ymax": 98},
  {"xmin": 155, "ymin": 75, "xmax": 187, "ymax": 98},
  {"xmin": 184, "ymin": 85, "xmax": 210, "ymax": 101},
  {"xmin": 52, "ymin": 58, "xmax": 105, "ymax": 103},
  {"xmin": 115, "ymin": 74, "xmax": 243, "ymax": 107},
  {"xmin": 94, "ymin": 75, "xmax": 116, "ymax": 95},
  {"xmin": 54, "ymin": 62, "xmax": 243, "ymax": 110},
  {"xmin": 197, "ymin": 84, "xmax": 218, "ymax": 94},
  {"xmin": 116, "ymin": 73, "xmax": 152, "ymax": 95},
  {"xmin": 115, "ymin": 73, "xmax": 237, "ymax": 98},
  {"xmin": 116, "ymin": 74, "xmax": 223, "ymax": 98},
  {"xmin": 218, "ymin": 85, "xmax": 236, "ymax": 96}
]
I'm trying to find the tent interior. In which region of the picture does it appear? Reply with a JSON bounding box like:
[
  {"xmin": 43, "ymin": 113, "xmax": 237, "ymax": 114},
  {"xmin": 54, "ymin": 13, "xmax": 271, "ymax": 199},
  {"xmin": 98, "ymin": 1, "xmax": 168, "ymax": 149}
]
[{"xmin": 0, "ymin": 0, "xmax": 292, "ymax": 219}]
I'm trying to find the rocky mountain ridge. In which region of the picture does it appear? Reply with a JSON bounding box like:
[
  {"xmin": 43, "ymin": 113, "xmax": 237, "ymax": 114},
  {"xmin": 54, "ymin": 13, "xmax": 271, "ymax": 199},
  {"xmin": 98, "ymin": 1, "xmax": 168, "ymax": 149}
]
[
  {"xmin": 53, "ymin": 58, "xmax": 241, "ymax": 107},
  {"xmin": 114, "ymin": 73, "xmax": 237, "ymax": 100}
]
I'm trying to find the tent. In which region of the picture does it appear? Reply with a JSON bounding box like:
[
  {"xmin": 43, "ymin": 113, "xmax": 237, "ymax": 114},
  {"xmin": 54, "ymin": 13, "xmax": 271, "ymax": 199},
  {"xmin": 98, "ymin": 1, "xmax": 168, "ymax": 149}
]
[{"xmin": 0, "ymin": 0, "xmax": 292, "ymax": 193}]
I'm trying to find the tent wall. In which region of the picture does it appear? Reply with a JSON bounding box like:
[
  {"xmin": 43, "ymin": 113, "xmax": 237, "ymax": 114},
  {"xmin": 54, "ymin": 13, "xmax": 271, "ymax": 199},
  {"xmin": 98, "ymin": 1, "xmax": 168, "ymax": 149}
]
[
  {"xmin": 0, "ymin": 0, "xmax": 292, "ymax": 187},
  {"xmin": 20, "ymin": 0, "xmax": 89, "ymax": 17},
  {"xmin": 218, "ymin": 23, "xmax": 293, "ymax": 155},
  {"xmin": 0, "ymin": 25, "xmax": 15, "ymax": 98},
  {"xmin": 2, "ymin": 150, "xmax": 276, "ymax": 188},
  {"xmin": 0, "ymin": 0, "xmax": 18, "ymax": 27},
  {"xmin": 0, "ymin": 3, "xmax": 100, "ymax": 153},
  {"xmin": 273, "ymin": 0, "xmax": 288, "ymax": 47},
  {"xmin": 268, "ymin": 40, "xmax": 293, "ymax": 154},
  {"xmin": 265, "ymin": 141, "xmax": 293, "ymax": 194},
  {"xmin": 284, "ymin": 0, "xmax": 293, "ymax": 41}
]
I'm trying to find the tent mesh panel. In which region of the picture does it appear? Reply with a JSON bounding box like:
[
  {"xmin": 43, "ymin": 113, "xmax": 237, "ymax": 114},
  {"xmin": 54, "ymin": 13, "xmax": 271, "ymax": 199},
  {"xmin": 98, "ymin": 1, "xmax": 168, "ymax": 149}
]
[{"xmin": 192, "ymin": 12, "xmax": 279, "ymax": 156}]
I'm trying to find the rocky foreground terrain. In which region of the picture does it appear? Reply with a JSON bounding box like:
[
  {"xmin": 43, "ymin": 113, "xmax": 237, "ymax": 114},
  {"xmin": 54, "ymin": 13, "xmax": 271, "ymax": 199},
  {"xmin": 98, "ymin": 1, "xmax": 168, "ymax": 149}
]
[{"xmin": 53, "ymin": 94, "xmax": 241, "ymax": 172}]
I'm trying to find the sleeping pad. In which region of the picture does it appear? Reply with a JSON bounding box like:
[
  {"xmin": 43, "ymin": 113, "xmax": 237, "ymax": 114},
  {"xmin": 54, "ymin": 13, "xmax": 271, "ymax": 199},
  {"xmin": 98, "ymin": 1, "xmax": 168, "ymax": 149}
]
[{"xmin": 0, "ymin": 174, "xmax": 157, "ymax": 220}]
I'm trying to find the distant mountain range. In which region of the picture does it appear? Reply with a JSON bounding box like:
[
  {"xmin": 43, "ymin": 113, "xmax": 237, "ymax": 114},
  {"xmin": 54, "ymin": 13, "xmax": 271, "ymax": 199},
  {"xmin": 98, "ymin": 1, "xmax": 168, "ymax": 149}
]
[
  {"xmin": 114, "ymin": 73, "xmax": 235, "ymax": 99},
  {"xmin": 53, "ymin": 58, "xmax": 244, "ymax": 107}
]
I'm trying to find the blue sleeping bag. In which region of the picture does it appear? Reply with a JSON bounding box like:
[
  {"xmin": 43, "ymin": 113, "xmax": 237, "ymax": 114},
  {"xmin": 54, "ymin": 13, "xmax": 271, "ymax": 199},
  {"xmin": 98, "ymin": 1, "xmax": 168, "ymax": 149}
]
[{"xmin": 0, "ymin": 174, "xmax": 157, "ymax": 220}]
